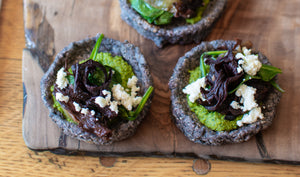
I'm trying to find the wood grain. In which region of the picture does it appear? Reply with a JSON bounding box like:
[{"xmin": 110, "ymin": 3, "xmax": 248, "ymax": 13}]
[
  {"xmin": 0, "ymin": 0, "xmax": 299, "ymax": 176},
  {"xmin": 22, "ymin": 0, "xmax": 300, "ymax": 164}
]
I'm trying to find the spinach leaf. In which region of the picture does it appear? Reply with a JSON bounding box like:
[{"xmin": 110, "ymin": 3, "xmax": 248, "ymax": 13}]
[
  {"xmin": 130, "ymin": 0, "xmax": 164, "ymax": 23},
  {"xmin": 88, "ymin": 68, "xmax": 106, "ymax": 86},
  {"xmin": 270, "ymin": 80, "xmax": 285, "ymax": 93},
  {"xmin": 200, "ymin": 55, "xmax": 209, "ymax": 78},
  {"xmin": 90, "ymin": 34, "xmax": 104, "ymax": 60},
  {"xmin": 105, "ymin": 66, "xmax": 123, "ymax": 88},
  {"xmin": 258, "ymin": 64, "xmax": 282, "ymax": 82},
  {"xmin": 199, "ymin": 50, "xmax": 227, "ymax": 77},
  {"xmin": 228, "ymin": 74, "xmax": 261, "ymax": 94},
  {"xmin": 154, "ymin": 11, "xmax": 173, "ymax": 25},
  {"xmin": 117, "ymin": 86, "xmax": 154, "ymax": 121},
  {"xmin": 186, "ymin": 0, "xmax": 210, "ymax": 24},
  {"xmin": 66, "ymin": 75, "xmax": 74, "ymax": 85},
  {"xmin": 130, "ymin": 0, "xmax": 173, "ymax": 25},
  {"xmin": 127, "ymin": 86, "xmax": 154, "ymax": 120}
]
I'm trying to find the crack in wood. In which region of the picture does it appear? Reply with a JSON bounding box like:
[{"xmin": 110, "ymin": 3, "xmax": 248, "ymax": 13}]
[
  {"xmin": 23, "ymin": 82, "xmax": 27, "ymax": 118},
  {"xmin": 255, "ymin": 132, "xmax": 270, "ymax": 159},
  {"xmin": 70, "ymin": 0, "xmax": 76, "ymax": 16},
  {"xmin": 58, "ymin": 132, "xmax": 67, "ymax": 148},
  {"xmin": 24, "ymin": 2, "xmax": 55, "ymax": 72}
]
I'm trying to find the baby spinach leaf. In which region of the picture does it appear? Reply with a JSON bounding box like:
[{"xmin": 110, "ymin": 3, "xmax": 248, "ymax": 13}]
[
  {"xmin": 200, "ymin": 55, "xmax": 208, "ymax": 78},
  {"xmin": 154, "ymin": 11, "xmax": 173, "ymax": 25},
  {"xmin": 186, "ymin": 0, "xmax": 210, "ymax": 24},
  {"xmin": 117, "ymin": 86, "xmax": 154, "ymax": 121},
  {"xmin": 130, "ymin": 0, "xmax": 173, "ymax": 25},
  {"xmin": 130, "ymin": 0, "xmax": 164, "ymax": 22},
  {"xmin": 127, "ymin": 86, "xmax": 154, "ymax": 120},
  {"xmin": 105, "ymin": 66, "xmax": 123, "ymax": 88},
  {"xmin": 258, "ymin": 64, "xmax": 282, "ymax": 82},
  {"xmin": 270, "ymin": 80, "xmax": 285, "ymax": 93},
  {"xmin": 118, "ymin": 106, "xmax": 130, "ymax": 119},
  {"xmin": 66, "ymin": 75, "xmax": 74, "ymax": 85},
  {"xmin": 90, "ymin": 34, "xmax": 104, "ymax": 60},
  {"xmin": 199, "ymin": 50, "xmax": 227, "ymax": 77},
  {"xmin": 88, "ymin": 68, "xmax": 106, "ymax": 86},
  {"xmin": 228, "ymin": 74, "xmax": 261, "ymax": 94}
]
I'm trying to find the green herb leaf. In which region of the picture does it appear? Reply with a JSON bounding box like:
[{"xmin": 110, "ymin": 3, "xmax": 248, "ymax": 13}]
[
  {"xmin": 127, "ymin": 86, "xmax": 154, "ymax": 120},
  {"xmin": 118, "ymin": 105, "xmax": 130, "ymax": 118},
  {"xmin": 154, "ymin": 11, "xmax": 173, "ymax": 25},
  {"xmin": 186, "ymin": 0, "xmax": 210, "ymax": 24},
  {"xmin": 258, "ymin": 64, "xmax": 282, "ymax": 82},
  {"xmin": 130, "ymin": 0, "xmax": 173, "ymax": 25},
  {"xmin": 105, "ymin": 66, "xmax": 123, "ymax": 88},
  {"xmin": 201, "ymin": 50, "xmax": 228, "ymax": 57},
  {"xmin": 130, "ymin": 0, "xmax": 164, "ymax": 23},
  {"xmin": 228, "ymin": 74, "xmax": 261, "ymax": 94},
  {"xmin": 88, "ymin": 68, "xmax": 106, "ymax": 86},
  {"xmin": 199, "ymin": 50, "xmax": 227, "ymax": 77},
  {"xmin": 270, "ymin": 80, "xmax": 285, "ymax": 93},
  {"xmin": 66, "ymin": 75, "xmax": 74, "ymax": 85},
  {"xmin": 90, "ymin": 34, "xmax": 104, "ymax": 60},
  {"xmin": 200, "ymin": 55, "xmax": 208, "ymax": 78}
]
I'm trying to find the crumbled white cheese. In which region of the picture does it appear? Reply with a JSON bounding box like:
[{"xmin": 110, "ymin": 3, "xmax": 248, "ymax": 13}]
[
  {"xmin": 236, "ymin": 53, "xmax": 245, "ymax": 60},
  {"xmin": 102, "ymin": 90, "xmax": 112, "ymax": 103},
  {"xmin": 243, "ymin": 55, "xmax": 262, "ymax": 76},
  {"xmin": 127, "ymin": 76, "xmax": 140, "ymax": 97},
  {"xmin": 127, "ymin": 76, "xmax": 138, "ymax": 88},
  {"xmin": 111, "ymin": 76, "xmax": 142, "ymax": 111},
  {"xmin": 230, "ymin": 101, "xmax": 242, "ymax": 110},
  {"xmin": 73, "ymin": 102, "xmax": 81, "ymax": 112},
  {"xmin": 109, "ymin": 101, "xmax": 119, "ymax": 114},
  {"xmin": 182, "ymin": 77, "xmax": 206, "ymax": 103},
  {"xmin": 235, "ymin": 48, "xmax": 262, "ymax": 76},
  {"xmin": 81, "ymin": 108, "xmax": 89, "ymax": 115},
  {"xmin": 237, "ymin": 107, "xmax": 264, "ymax": 127},
  {"xmin": 95, "ymin": 96, "xmax": 108, "ymax": 108},
  {"xmin": 95, "ymin": 90, "xmax": 120, "ymax": 113},
  {"xmin": 112, "ymin": 84, "xmax": 133, "ymax": 110},
  {"xmin": 230, "ymin": 84, "xmax": 264, "ymax": 127},
  {"xmin": 237, "ymin": 65, "xmax": 243, "ymax": 73},
  {"xmin": 133, "ymin": 97, "xmax": 142, "ymax": 107},
  {"xmin": 55, "ymin": 92, "xmax": 69, "ymax": 103},
  {"xmin": 56, "ymin": 67, "xmax": 69, "ymax": 89},
  {"xmin": 242, "ymin": 47, "xmax": 251, "ymax": 55},
  {"xmin": 231, "ymin": 84, "xmax": 257, "ymax": 112}
]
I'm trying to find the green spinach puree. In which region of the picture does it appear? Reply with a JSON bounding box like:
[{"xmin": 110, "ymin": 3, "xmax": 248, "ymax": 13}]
[{"xmin": 188, "ymin": 67, "xmax": 242, "ymax": 131}]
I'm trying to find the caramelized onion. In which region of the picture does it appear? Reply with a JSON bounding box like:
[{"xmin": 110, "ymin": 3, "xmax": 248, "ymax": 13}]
[
  {"xmin": 198, "ymin": 48, "xmax": 244, "ymax": 115},
  {"xmin": 54, "ymin": 59, "xmax": 117, "ymax": 139}
]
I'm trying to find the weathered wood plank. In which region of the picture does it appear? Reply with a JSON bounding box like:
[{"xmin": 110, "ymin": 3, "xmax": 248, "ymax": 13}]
[
  {"xmin": 2, "ymin": 0, "xmax": 300, "ymax": 176},
  {"xmin": 22, "ymin": 0, "xmax": 300, "ymax": 164}
]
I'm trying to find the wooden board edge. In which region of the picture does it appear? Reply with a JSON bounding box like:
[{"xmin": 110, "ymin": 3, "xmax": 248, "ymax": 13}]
[{"xmin": 24, "ymin": 147, "xmax": 300, "ymax": 165}]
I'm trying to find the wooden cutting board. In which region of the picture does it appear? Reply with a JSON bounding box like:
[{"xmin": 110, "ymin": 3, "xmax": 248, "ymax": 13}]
[{"xmin": 22, "ymin": 0, "xmax": 300, "ymax": 164}]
